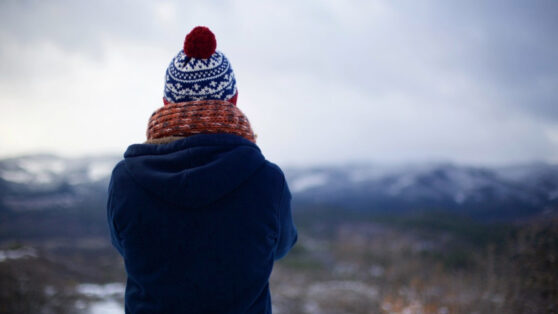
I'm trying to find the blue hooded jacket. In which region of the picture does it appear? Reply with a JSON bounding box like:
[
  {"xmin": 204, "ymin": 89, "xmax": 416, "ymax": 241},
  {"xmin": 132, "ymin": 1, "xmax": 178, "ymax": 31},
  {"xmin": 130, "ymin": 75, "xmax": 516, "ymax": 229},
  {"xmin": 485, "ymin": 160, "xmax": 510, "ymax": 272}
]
[{"xmin": 107, "ymin": 134, "xmax": 297, "ymax": 313}]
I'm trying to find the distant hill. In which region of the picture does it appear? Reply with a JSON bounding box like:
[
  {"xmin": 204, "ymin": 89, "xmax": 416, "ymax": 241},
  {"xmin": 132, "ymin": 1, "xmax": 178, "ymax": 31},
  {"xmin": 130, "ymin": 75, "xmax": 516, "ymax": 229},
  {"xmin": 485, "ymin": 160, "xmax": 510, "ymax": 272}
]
[
  {"xmin": 0, "ymin": 154, "xmax": 557, "ymax": 240},
  {"xmin": 287, "ymin": 162, "xmax": 558, "ymax": 221}
]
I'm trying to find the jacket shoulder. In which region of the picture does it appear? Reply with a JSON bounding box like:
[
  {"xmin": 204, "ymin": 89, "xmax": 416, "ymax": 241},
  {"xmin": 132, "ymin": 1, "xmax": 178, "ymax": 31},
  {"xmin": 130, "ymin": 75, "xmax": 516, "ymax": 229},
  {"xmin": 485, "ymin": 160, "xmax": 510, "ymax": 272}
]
[
  {"xmin": 111, "ymin": 159, "xmax": 127, "ymax": 178},
  {"xmin": 264, "ymin": 160, "xmax": 286, "ymax": 179},
  {"xmin": 108, "ymin": 159, "xmax": 135, "ymax": 193},
  {"xmin": 250, "ymin": 160, "xmax": 288, "ymax": 207},
  {"xmin": 260, "ymin": 160, "xmax": 287, "ymax": 187},
  {"xmin": 109, "ymin": 159, "xmax": 126, "ymax": 182}
]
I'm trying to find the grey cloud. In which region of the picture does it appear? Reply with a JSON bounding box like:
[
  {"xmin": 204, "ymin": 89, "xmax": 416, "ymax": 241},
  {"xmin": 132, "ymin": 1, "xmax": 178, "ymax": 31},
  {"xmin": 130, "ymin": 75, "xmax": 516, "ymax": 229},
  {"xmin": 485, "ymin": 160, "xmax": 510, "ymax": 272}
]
[{"xmin": 0, "ymin": 0, "xmax": 557, "ymax": 163}]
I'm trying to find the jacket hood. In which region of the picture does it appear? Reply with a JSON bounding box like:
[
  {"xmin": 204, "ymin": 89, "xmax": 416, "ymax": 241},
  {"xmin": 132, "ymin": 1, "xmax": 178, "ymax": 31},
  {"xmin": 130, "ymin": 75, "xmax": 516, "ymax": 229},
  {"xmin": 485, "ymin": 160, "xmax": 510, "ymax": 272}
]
[{"xmin": 123, "ymin": 134, "xmax": 266, "ymax": 209}]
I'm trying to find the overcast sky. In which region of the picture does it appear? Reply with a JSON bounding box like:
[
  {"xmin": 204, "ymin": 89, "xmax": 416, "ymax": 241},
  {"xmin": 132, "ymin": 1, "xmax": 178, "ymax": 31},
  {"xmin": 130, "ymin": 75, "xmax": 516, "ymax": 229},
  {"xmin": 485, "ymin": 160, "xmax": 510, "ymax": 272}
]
[{"xmin": 1, "ymin": 0, "xmax": 557, "ymax": 166}]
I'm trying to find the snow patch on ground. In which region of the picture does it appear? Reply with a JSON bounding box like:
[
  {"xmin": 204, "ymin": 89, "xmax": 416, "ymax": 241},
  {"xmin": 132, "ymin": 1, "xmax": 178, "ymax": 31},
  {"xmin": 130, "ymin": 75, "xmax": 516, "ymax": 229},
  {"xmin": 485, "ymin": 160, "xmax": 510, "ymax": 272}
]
[
  {"xmin": 88, "ymin": 299, "xmax": 124, "ymax": 314},
  {"xmin": 76, "ymin": 283, "xmax": 125, "ymax": 314},
  {"xmin": 77, "ymin": 283, "xmax": 125, "ymax": 298}
]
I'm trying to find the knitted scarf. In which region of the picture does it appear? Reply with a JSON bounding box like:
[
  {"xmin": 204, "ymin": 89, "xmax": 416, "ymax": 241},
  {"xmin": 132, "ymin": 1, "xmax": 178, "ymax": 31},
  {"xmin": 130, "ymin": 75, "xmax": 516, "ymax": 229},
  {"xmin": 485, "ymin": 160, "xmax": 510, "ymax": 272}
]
[{"xmin": 146, "ymin": 100, "xmax": 256, "ymax": 143}]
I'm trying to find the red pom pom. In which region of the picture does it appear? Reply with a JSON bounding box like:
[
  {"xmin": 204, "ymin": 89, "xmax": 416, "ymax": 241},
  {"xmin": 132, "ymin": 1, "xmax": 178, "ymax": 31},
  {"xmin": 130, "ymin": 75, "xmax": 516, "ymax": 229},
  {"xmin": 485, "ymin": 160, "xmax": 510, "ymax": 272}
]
[{"xmin": 183, "ymin": 26, "xmax": 217, "ymax": 59}]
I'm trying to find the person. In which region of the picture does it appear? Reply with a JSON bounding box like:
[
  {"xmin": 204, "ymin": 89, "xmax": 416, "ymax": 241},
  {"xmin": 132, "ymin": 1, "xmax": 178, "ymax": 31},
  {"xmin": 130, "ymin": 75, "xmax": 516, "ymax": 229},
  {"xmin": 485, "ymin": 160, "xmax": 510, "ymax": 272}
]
[{"xmin": 106, "ymin": 26, "xmax": 298, "ymax": 314}]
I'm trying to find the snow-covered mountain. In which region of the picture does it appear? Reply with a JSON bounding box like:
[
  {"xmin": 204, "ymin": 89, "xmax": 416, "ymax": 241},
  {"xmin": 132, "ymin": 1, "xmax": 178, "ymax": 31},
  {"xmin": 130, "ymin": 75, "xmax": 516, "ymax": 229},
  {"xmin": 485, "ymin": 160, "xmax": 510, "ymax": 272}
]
[
  {"xmin": 286, "ymin": 162, "xmax": 558, "ymax": 220},
  {"xmin": 0, "ymin": 154, "xmax": 117, "ymax": 187},
  {"xmin": 0, "ymin": 155, "xmax": 557, "ymax": 221},
  {"xmin": 0, "ymin": 154, "xmax": 119, "ymax": 211}
]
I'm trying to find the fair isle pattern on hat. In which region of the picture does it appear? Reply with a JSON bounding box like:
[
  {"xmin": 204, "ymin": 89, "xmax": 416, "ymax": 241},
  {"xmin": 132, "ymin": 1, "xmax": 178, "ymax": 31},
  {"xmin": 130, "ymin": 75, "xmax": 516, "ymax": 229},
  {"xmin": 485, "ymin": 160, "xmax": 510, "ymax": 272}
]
[{"xmin": 164, "ymin": 50, "xmax": 237, "ymax": 103}]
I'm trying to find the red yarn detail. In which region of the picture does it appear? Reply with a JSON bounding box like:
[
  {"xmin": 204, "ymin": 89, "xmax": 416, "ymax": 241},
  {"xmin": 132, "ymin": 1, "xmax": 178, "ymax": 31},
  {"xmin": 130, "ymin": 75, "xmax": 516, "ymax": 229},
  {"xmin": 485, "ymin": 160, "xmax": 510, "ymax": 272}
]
[
  {"xmin": 228, "ymin": 92, "xmax": 238, "ymax": 106},
  {"xmin": 183, "ymin": 26, "xmax": 217, "ymax": 59}
]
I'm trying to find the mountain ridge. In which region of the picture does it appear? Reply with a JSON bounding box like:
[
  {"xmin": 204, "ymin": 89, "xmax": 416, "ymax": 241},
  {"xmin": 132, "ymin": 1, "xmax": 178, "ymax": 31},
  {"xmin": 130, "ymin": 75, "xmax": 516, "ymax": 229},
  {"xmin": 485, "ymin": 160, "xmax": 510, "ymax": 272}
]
[{"xmin": 0, "ymin": 154, "xmax": 557, "ymax": 223}]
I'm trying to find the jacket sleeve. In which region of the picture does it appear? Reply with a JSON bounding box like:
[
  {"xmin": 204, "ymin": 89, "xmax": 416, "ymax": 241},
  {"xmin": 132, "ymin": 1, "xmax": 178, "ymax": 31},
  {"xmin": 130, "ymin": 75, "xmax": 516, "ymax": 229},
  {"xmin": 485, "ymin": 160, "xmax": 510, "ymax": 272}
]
[
  {"xmin": 107, "ymin": 170, "xmax": 125, "ymax": 257},
  {"xmin": 274, "ymin": 176, "xmax": 298, "ymax": 260}
]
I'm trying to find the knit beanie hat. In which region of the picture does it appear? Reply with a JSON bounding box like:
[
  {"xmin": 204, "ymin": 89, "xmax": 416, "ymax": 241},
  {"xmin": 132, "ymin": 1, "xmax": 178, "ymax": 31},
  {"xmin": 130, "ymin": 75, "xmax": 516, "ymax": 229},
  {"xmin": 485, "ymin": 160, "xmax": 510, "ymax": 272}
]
[
  {"xmin": 147, "ymin": 26, "xmax": 255, "ymax": 143},
  {"xmin": 163, "ymin": 26, "xmax": 238, "ymax": 105}
]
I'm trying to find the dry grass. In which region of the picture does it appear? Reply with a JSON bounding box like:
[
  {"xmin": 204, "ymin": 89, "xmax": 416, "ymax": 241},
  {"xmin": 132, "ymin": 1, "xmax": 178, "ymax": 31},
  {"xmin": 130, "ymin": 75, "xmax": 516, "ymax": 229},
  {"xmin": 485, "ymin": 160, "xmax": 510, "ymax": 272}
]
[{"xmin": 270, "ymin": 217, "xmax": 558, "ymax": 314}]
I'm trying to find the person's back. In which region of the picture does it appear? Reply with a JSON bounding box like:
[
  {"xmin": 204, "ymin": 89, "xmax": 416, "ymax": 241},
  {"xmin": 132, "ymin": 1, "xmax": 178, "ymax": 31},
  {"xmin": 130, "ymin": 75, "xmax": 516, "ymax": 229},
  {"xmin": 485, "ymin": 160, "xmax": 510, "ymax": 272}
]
[{"xmin": 107, "ymin": 27, "xmax": 297, "ymax": 313}]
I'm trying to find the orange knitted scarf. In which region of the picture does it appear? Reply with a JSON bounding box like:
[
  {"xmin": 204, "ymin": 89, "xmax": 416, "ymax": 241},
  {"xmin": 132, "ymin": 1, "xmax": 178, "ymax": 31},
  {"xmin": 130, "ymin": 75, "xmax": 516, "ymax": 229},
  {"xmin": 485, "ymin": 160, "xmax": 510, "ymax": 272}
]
[{"xmin": 146, "ymin": 100, "xmax": 256, "ymax": 143}]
